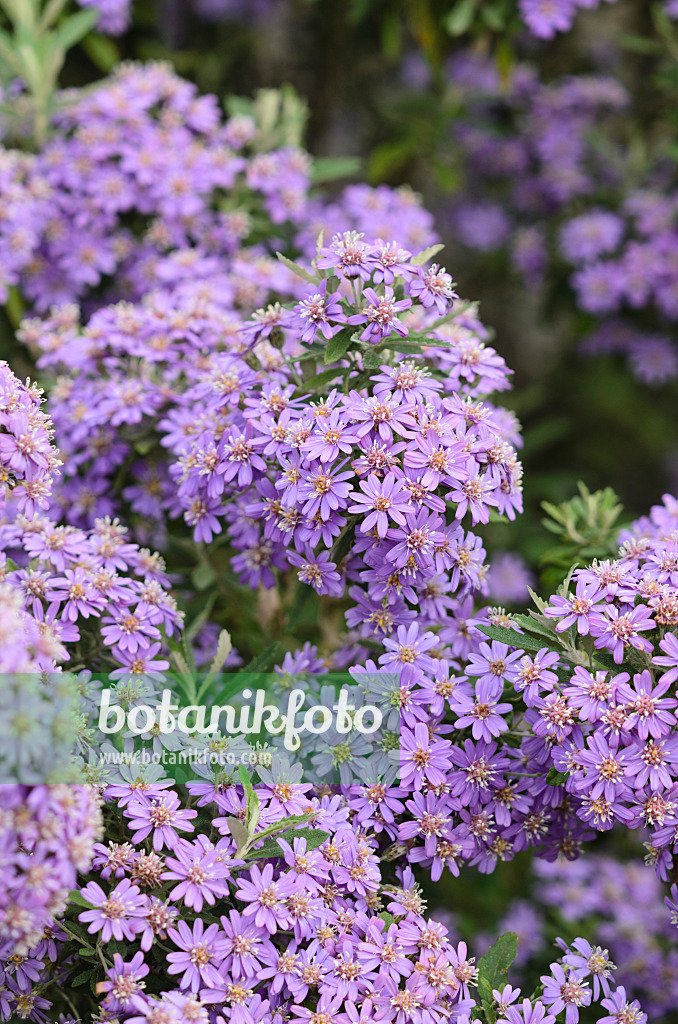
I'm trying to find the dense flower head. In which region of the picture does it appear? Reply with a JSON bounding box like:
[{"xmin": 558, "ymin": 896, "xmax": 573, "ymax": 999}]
[
  {"xmin": 0, "ymin": 361, "xmax": 60, "ymax": 517},
  {"xmin": 0, "ymin": 784, "xmax": 103, "ymax": 957}
]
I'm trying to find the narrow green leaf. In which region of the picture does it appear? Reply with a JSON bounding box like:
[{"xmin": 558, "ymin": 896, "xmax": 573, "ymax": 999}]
[
  {"xmin": 52, "ymin": 8, "xmax": 98, "ymax": 51},
  {"xmin": 444, "ymin": 0, "xmax": 478, "ymax": 36},
  {"xmin": 475, "ymin": 623, "xmax": 530, "ymax": 649},
  {"xmin": 72, "ymin": 969, "xmax": 94, "ymax": 988},
  {"xmin": 243, "ymin": 642, "xmax": 281, "ymax": 673},
  {"xmin": 361, "ymin": 347, "xmax": 383, "ymax": 369},
  {"xmin": 242, "ymin": 838, "xmax": 287, "ymax": 860},
  {"xmin": 239, "ymin": 765, "xmax": 260, "ymax": 835},
  {"xmin": 411, "ymin": 243, "xmax": 445, "ymax": 266},
  {"xmin": 311, "ymin": 156, "xmax": 361, "ymax": 183},
  {"xmin": 276, "ymin": 251, "xmax": 317, "ymax": 285},
  {"xmin": 245, "ymin": 827, "xmax": 329, "ymax": 860},
  {"xmin": 209, "ymin": 630, "xmax": 232, "ymax": 677},
  {"xmin": 297, "ymin": 366, "xmax": 342, "ymax": 394}
]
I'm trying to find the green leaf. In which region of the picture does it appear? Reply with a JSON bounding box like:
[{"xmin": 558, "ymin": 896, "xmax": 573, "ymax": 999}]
[
  {"xmin": 209, "ymin": 630, "xmax": 232, "ymax": 677},
  {"xmin": 361, "ymin": 347, "xmax": 383, "ymax": 369},
  {"xmin": 282, "ymin": 826, "xmax": 329, "ymax": 850},
  {"xmin": 185, "ymin": 591, "xmax": 218, "ymax": 644},
  {"xmin": 311, "ymin": 156, "xmax": 361, "ymax": 183},
  {"xmin": 243, "ymin": 642, "xmax": 281, "ymax": 673},
  {"xmin": 276, "ymin": 251, "xmax": 317, "ymax": 285},
  {"xmin": 251, "ymin": 813, "xmax": 317, "ymax": 842},
  {"xmin": 242, "ymin": 838, "xmax": 287, "ymax": 860},
  {"xmin": 324, "ymin": 329, "xmax": 355, "ymax": 364},
  {"xmin": 68, "ymin": 889, "xmax": 94, "ymax": 909},
  {"xmin": 239, "ymin": 765, "xmax": 260, "ymax": 835},
  {"xmin": 482, "ymin": 1, "xmax": 507, "ymax": 31},
  {"xmin": 475, "ymin": 623, "xmax": 530, "ymax": 649},
  {"xmin": 511, "ymin": 614, "xmax": 556, "ymax": 643},
  {"xmin": 330, "ymin": 522, "xmax": 357, "ymax": 566},
  {"xmin": 477, "ymin": 932, "xmax": 517, "ymax": 1022},
  {"xmin": 383, "ymin": 340, "xmax": 425, "ymax": 354},
  {"xmin": 52, "ymin": 8, "xmax": 98, "ymax": 51},
  {"xmin": 297, "ymin": 366, "xmax": 343, "ymax": 394},
  {"xmin": 191, "ymin": 562, "xmax": 215, "ymax": 591},
  {"xmin": 225, "ymin": 94, "xmax": 254, "ymax": 118},
  {"xmin": 227, "ymin": 816, "xmax": 249, "ymax": 851},
  {"xmin": 79, "ymin": 29, "xmax": 118, "ymax": 71},
  {"xmin": 245, "ymin": 827, "xmax": 329, "ymax": 860},
  {"xmin": 527, "ymin": 586, "xmax": 548, "ymax": 614},
  {"xmin": 72, "ymin": 969, "xmax": 95, "ymax": 988},
  {"xmin": 477, "ymin": 622, "xmax": 565, "ymax": 657},
  {"xmin": 411, "ymin": 243, "xmax": 445, "ymax": 266},
  {"xmin": 443, "ymin": 0, "xmax": 478, "ymax": 36},
  {"xmin": 546, "ymin": 767, "xmax": 570, "ymax": 787}
]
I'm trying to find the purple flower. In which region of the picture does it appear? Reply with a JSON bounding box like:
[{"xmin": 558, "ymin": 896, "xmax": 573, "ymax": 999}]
[
  {"xmin": 408, "ymin": 263, "xmax": 457, "ymax": 314},
  {"xmin": 100, "ymin": 608, "xmax": 161, "ymax": 654},
  {"xmin": 597, "ymin": 987, "xmax": 647, "ymax": 1024},
  {"xmin": 450, "ymin": 677, "xmax": 512, "ymax": 741},
  {"xmin": 347, "ymin": 286, "xmax": 412, "ymax": 344},
  {"xmin": 162, "ymin": 838, "xmax": 231, "ymax": 911},
  {"xmin": 379, "ymin": 622, "xmax": 438, "ymax": 683},
  {"xmin": 559, "ymin": 210, "xmax": 624, "ymax": 265},
  {"xmin": 220, "ymin": 909, "xmax": 272, "ymax": 979},
  {"xmin": 303, "ymin": 411, "xmax": 359, "ymax": 463},
  {"xmin": 385, "ymin": 507, "xmax": 445, "ymax": 569},
  {"xmin": 540, "ymin": 963, "xmax": 591, "ymax": 1024},
  {"xmin": 499, "ymin": 1000, "xmax": 556, "ymax": 1024},
  {"xmin": 574, "ymin": 733, "xmax": 630, "ymax": 802},
  {"xmin": 588, "ymin": 604, "xmax": 655, "ymax": 664},
  {"xmin": 349, "ymin": 472, "xmax": 411, "ymax": 537},
  {"xmin": 561, "ymin": 938, "xmax": 615, "ymax": 999},
  {"xmin": 234, "ymin": 863, "xmax": 295, "ymax": 934},
  {"xmin": 622, "ymin": 670, "xmax": 677, "ymax": 739},
  {"xmin": 78, "ymin": 877, "xmax": 148, "ymax": 942},
  {"xmin": 99, "ymin": 952, "xmax": 149, "ymax": 1014},
  {"xmin": 316, "ymin": 230, "xmax": 375, "ymax": 280},
  {"xmin": 518, "ymin": 0, "xmax": 575, "ymax": 38},
  {"xmin": 652, "ymin": 630, "xmax": 678, "ymax": 684},
  {"xmin": 293, "ymin": 279, "xmax": 346, "ymax": 344},
  {"xmin": 466, "ymin": 641, "xmax": 523, "ymax": 686},
  {"xmin": 125, "ymin": 792, "xmax": 197, "ymax": 850},
  {"xmin": 371, "ymin": 240, "xmax": 414, "ymax": 284},
  {"xmin": 298, "ymin": 463, "xmax": 353, "ymax": 520},
  {"xmin": 400, "ymin": 722, "xmax": 452, "ymax": 791},
  {"xmin": 287, "ymin": 548, "xmax": 344, "ymax": 596},
  {"xmin": 543, "ymin": 579, "xmax": 604, "ymax": 634},
  {"xmin": 167, "ymin": 919, "xmax": 225, "ymax": 991}
]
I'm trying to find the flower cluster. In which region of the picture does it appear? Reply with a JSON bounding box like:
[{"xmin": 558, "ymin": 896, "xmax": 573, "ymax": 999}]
[
  {"xmin": 469, "ymin": 493, "xmax": 678, "ymax": 894},
  {"xmin": 525, "ymin": 854, "xmax": 678, "ymax": 1019},
  {"xmin": 1, "ymin": 61, "xmax": 438, "ymax": 318},
  {"xmin": 0, "ymin": 784, "xmax": 102, "ymax": 967},
  {"xmin": 0, "ymin": 360, "xmax": 60, "ymax": 519},
  {"xmin": 0, "ymin": 767, "xmax": 646, "ymax": 1024},
  {"xmin": 446, "ymin": 51, "xmax": 678, "ymax": 386},
  {"xmin": 0, "ymin": 362, "xmax": 182, "ymax": 676}
]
